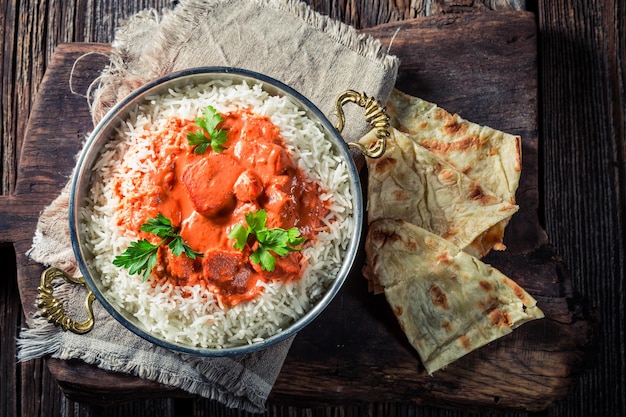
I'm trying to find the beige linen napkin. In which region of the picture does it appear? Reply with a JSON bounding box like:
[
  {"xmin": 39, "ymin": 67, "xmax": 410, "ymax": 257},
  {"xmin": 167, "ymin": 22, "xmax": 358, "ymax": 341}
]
[{"xmin": 18, "ymin": 0, "xmax": 398, "ymax": 412}]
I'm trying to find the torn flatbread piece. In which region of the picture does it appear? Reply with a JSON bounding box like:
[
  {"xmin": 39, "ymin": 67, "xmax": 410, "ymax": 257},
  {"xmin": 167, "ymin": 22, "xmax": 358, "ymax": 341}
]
[
  {"xmin": 365, "ymin": 218, "xmax": 544, "ymax": 375},
  {"xmin": 385, "ymin": 89, "xmax": 522, "ymax": 257},
  {"xmin": 386, "ymin": 89, "xmax": 521, "ymax": 205},
  {"xmin": 360, "ymin": 127, "xmax": 518, "ymax": 252}
]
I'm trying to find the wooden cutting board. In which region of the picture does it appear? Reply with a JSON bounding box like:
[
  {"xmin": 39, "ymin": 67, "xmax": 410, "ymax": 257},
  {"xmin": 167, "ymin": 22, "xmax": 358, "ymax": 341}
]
[{"xmin": 4, "ymin": 11, "xmax": 594, "ymax": 412}]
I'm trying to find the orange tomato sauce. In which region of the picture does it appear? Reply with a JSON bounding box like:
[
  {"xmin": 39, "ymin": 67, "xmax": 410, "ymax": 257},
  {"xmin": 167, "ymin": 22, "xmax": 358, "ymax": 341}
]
[{"xmin": 114, "ymin": 109, "xmax": 329, "ymax": 307}]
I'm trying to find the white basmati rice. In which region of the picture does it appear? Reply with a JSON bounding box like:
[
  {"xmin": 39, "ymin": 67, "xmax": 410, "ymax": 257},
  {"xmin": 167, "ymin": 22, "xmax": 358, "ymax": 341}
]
[{"xmin": 80, "ymin": 79, "xmax": 354, "ymax": 349}]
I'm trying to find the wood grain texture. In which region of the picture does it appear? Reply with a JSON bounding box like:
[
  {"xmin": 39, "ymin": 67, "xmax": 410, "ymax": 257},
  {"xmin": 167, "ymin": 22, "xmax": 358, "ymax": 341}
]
[
  {"xmin": 0, "ymin": 247, "xmax": 19, "ymax": 417},
  {"xmin": 537, "ymin": 1, "xmax": 626, "ymax": 417},
  {"xmin": 1, "ymin": 0, "xmax": 625, "ymax": 417},
  {"xmin": 1, "ymin": 3, "xmax": 171, "ymax": 416},
  {"xmin": 10, "ymin": 12, "xmax": 590, "ymax": 415},
  {"xmin": 0, "ymin": 0, "xmax": 173, "ymax": 197}
]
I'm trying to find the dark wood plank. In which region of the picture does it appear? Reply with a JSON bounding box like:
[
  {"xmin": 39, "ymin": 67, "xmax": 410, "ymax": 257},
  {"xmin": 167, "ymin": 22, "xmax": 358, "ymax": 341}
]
[
  {"xmin": 300, "ymin": 0, "xmax": 525, "ymax": 28},
  {"xmin": 2, "ymin": 1, "xmax": 624, "ymax": 417},
  {"xmin": 1, "ymin": 1, "xmax": 171, "ymax": 415},
  {"xmin": 6, "ymin": 44, "xmax": 113, "ymax": 316},
  {"xmin": 7, "ymin": 11, "xmax": 593, "ymax": 413},
  {"xmin": 537, "ymin": 1, "xmax": 626, "ymax": 417},
  {"xmin": 0, "ymin": 246, "xmax": 19, "ymax": 417}
]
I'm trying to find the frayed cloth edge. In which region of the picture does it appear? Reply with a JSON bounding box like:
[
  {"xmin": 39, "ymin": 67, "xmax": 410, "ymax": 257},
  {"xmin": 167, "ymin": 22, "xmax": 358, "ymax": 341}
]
[
  {"xmin": 90, "ymin": 0, "xmax": 399, "ymax": 124},
  {"xmin": 50, "ymin": 345, "xmax": 268, "ymax": 413},
  {"xmin": 17, "ymin": 318, "xmax": 63, "ymax": 362}
]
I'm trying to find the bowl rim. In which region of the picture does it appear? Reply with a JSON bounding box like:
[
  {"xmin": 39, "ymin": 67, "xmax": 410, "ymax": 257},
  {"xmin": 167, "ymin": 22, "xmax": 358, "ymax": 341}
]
[{"xmin": 68, "ymin": 66, "xmax": 364, "ymax": 356}]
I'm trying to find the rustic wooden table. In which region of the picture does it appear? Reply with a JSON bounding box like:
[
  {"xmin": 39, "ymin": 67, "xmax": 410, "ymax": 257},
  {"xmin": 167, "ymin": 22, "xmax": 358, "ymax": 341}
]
[{"xmin": 1, "ymin": 1, "xmax": 624, "ymax": 417}]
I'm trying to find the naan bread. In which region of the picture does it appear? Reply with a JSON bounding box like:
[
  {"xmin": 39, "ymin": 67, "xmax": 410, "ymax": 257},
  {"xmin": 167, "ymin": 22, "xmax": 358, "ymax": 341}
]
[
  {"xmin": 360, "ymin": 127, "xmax": 518, "ymax": 252},
  {"xmin": 385, "ymin": 89, "xmax": 522, "ymax": 257},
  {"xmin": 365, "ymin": 219, "xmax": 544, "ymax": 375},
  {"xmin": 386, "ymin": 89, "xmax": 521, "ymax": 204}
]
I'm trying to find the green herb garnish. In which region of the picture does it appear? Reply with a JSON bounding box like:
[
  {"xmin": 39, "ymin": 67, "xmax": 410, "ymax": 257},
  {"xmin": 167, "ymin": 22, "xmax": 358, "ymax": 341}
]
[
  {"xmin": 186, "ymin": 105, "xmax": 228, "ymax": 154},
  {"xmin": 113, "ymin": 214, "xmax": 203, "ymax": 281},
  {"xmin": 228, "ymin": 209, "xmax": 306, "ymax": 272}
]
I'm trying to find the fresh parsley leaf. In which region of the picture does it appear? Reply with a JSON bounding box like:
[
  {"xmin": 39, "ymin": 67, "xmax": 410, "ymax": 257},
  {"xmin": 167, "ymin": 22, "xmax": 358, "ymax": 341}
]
[
  {"xmin": 246, "ymin": 210, "xmax": 267, "ymax": 232},
  {"xmin": 210, "ymin": 129, "xmax": 227, "ymax": 153},
  {"xmin": 258, "ymin": 227, "xmax": 306, "ymax": 257},
  {"xmin": 187, "ymin": 130, "xmax": 211, "ymax": 154},
  {"xmin": 186, "ymin": 105, "xmax": 227, "ymax": 154},
  {"xmin": 168, "ymin": 235, "xmax": 186, "ymax": 257},
  {"xmin": 113, "ymin": 214, "xmax": 202, "ymax": 281},
  {"xmin": 228, "ymin": 209, "xmax": 306, "ymax": 272},
  {"xmin": 168, "ymin": 235, "xmax": 202, "ymax": 259},
  {"xmin": 230, "ymin": 223, "xmax": 251, "ymax": 251},
  {"xmin": 182, "ymin": 242, "xmax": 202, "ymax": 259},
  {"xmin": 140, "ymin": 213, "xmax": 176, "ymax": 238},
  {"xmin": 112, "ymin": 239, "xmax": 161, "ymax": 281},
  {"xmin": 250, "ymin": 246, "xmax": 277, "ymax": 272}
]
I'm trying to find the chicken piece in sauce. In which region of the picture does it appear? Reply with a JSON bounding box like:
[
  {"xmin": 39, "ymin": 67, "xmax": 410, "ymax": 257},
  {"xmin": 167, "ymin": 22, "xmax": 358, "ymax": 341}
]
[
  {"xmin": 202, "ymin": 249, "xmax": 255, "ymax": 298},
  {"xmin": 233, "ymin": 170, "xmax": 264, "ymax": 202},
  {"xmin": 182, "ymin": 153, "xmax": 243, "ymax": 218}
]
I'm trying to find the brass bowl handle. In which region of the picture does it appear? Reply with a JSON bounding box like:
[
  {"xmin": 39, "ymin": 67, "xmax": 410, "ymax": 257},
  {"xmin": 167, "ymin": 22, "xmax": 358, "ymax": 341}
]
[
  {"xmin": 36, "ymin": 267, "xmax": 95, "ymax": 334},
  {"xmin": 334, "ymin": 90, "xmax": 390, "ymax": 159}
]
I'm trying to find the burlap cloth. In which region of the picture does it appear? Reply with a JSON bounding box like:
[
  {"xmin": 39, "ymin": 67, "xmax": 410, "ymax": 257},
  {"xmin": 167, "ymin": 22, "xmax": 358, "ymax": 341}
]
[{"xmin": 18, "ymin": 0, "xmax": 398, "ymax": 412}]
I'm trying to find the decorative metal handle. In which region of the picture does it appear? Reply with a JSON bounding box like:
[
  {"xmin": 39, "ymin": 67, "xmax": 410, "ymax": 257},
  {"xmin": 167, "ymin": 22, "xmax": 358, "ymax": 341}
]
[
  {"xmin": 36, "ymin": 267, "xmax": 95, "ymax": 334},
  {"xmin": 334, "ymin": 90, "xmax": 390, "ymax": 158}
]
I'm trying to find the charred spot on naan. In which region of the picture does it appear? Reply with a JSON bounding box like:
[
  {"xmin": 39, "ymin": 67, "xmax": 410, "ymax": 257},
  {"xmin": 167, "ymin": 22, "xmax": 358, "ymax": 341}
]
[
  {"xmin": 441, "ymin": 228, "xmax": 459, "ymax": 240},
  {"xmin": 479, "ymin": 279, "xmax": 494, "ymax": 293},
  {"xmin": 362, "ymin": 128, "xmax": 519, "ymax": 252},
  {"xmin": 363, "ymin": 219, "xmax": 544, "ymax": 374},
  {"xmin": 429, "ymin": 284, "xmax": 449, "ymax": 310},
  {"xmin": 419, "ymin": 135, "xmax": 485, "ymax": 155},
  {"xmin": 436, "ymin": 250, "xmax": 454, "ymax": 265},
  {"xmin": 488, "ymin": 308, "xmax": 513, "ymax": 328},
  {"xmin": 374, "ymin": 156, "xmax": 398, "ymax": 173},
  {"xmin": 476, "ymin": 294, "xmax": 499, "ymax": 311},
  {"xmin": 513, "ymin": 135, "xmax": 522, "ymax": 174},
  {"xmin": 369, "ymin": 226, "xmax": 404, "ymax": 247},
  {"xmin": 443, "ymin": 119, "xmax": 468, "ymax": 136},
  {"xmin": 459, "ymin": 335, "xmax": 472, "ymax": 351},
  {"xmin": 502, "ymin": 277, "xmax": 533, "ymax": 306},
  {"xmin": 437, "ymin": 168, "xmax": 458, "ymax": 186},
  {"xmin": 393, "ymin": 189, "xmax": 412, "ymax": 202},
  {"xmin": 468, "ymin": 184, "xmax": 499, "ymax": 205},
  {"xmin": 383, "ymin": 89, "xmax": 522, "ymax": 258}
]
